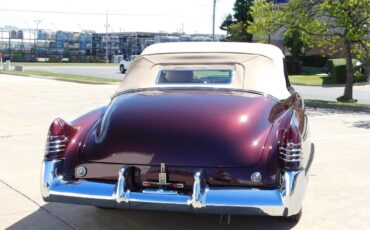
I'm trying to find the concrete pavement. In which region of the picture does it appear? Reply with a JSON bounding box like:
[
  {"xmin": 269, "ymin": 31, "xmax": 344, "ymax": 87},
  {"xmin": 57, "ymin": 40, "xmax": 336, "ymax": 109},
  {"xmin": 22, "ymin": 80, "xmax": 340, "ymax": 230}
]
[{"xmin": 0, "ymin": 74, "xmax": 369, "ymax": 230}]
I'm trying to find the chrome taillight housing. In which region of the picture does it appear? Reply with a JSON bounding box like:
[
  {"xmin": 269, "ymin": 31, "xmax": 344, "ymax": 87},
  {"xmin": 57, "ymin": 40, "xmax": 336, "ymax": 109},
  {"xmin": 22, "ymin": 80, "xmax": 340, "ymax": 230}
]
[
  {"xmin": 45, "ymin": 118, "xmax": 73, "ymax": 160},
  {"xmin": 279, "ymin": 125, "xmax": 303, "ymax": 170}
]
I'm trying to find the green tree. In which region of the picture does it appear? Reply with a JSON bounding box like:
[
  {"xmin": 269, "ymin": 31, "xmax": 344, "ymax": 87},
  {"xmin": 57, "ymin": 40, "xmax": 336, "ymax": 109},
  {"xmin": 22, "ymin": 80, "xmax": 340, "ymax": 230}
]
[
  {"xmin": 248, "ymin": 0, "xmax": 284, "ymax": 43},
  {"xmin": 284, "ymin": 29, "xmax": 307, "ymax": 59},
  {"xmin": 220, "ymin": 0, "xmax": 254, "ymax": 42},
  {"xmin": 248, "ymin": 0, "xmax": 370, "ymax": 102}
]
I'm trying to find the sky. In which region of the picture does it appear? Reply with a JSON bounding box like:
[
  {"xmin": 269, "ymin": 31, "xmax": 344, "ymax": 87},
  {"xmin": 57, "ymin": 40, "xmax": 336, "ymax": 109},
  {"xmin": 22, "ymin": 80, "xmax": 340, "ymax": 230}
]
[{"xmin": 0, "ymin": 0, "xmax": 234, "ymax": 34}]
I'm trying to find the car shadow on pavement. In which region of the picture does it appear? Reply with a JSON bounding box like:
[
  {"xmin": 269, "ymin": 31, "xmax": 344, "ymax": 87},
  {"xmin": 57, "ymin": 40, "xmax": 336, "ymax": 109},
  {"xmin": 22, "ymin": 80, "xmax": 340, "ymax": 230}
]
[
  {"xmin": 351, "ymin": 120, "xmax": 370, "ymax": 129},
  {"xmin": 7, "ymin": 203, "xmax": 298, "ymax": 230}
]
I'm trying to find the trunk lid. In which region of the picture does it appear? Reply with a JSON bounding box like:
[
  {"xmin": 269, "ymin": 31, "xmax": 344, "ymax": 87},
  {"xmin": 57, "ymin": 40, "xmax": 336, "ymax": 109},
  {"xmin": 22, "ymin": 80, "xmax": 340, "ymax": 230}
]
[{"xmin": 82, "ymin": 89, "xmax": 277, "ymax": 167}]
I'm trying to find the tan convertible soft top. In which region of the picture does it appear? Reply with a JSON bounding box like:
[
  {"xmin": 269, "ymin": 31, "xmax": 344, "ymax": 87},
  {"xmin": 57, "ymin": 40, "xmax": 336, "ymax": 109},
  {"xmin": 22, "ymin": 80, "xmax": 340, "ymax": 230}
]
[{"xmin": 116, "ymin": 42, "xmax": 291, "ymax": 100}]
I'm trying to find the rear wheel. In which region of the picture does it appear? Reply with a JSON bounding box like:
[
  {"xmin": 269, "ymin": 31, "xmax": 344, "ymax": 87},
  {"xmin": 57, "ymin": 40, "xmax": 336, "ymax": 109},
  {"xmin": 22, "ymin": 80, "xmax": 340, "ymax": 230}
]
[
  {"xmin": 282, "ymin": 208, "xmax": 302, "ymax": 222},
  {"xmin": 120, "ymin": 65, "xmax": 126, "ymax": 74}
]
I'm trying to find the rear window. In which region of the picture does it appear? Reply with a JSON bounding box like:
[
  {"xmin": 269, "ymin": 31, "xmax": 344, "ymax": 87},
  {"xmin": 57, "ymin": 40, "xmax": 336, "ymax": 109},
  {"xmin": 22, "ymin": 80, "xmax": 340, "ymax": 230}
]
[{"xmin": 156, "ymin": 69, "xmax": 232, "ymax": 84}]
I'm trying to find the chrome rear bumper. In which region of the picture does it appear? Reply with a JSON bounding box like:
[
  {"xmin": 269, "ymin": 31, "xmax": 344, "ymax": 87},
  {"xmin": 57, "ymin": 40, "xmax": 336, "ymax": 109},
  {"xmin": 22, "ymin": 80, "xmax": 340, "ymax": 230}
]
[{"xmin": 41, "ymin": 160, "xmax": 307, "ymax": 216}]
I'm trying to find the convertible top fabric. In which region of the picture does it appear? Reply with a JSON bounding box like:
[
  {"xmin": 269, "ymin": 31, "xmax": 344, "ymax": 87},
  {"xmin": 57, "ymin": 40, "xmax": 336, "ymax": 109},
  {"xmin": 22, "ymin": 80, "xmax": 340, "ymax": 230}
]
[{"xmin": 116, "ymin": 43, "xmax": 290, "ymax": 100}]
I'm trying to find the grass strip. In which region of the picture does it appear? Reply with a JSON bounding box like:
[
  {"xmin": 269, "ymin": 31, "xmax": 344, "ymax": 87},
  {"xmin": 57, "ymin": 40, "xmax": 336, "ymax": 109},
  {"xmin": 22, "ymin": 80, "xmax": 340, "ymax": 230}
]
[
  {"xmin": 1, "ymin": 70, "xmax": 121, "ymax": 84},
  {"xmin": 289, "ymin": 75, "xmax": 326, "ymax": 86},
  {"xmin": 305, "ymin": 99, "xmax": 370, "ymax": 112},
  {"xmin": 305, "ymin": 99, "xmax": 370, "ymax": 108},
  {"xmin": 11, "ymin": 62, "xmax": 117, "ymax": 67}
]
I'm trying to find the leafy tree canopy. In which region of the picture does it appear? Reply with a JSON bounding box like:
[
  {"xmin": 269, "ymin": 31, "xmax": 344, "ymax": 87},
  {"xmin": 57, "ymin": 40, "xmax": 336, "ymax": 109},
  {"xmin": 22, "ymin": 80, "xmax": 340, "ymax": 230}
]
[
  {"xmin": 220, "ymin": 0, "xmax": 254, "ymax": 42},
  {"xmin": 248, "ymin": 0, "xmax": 370, "ymax": 102}
]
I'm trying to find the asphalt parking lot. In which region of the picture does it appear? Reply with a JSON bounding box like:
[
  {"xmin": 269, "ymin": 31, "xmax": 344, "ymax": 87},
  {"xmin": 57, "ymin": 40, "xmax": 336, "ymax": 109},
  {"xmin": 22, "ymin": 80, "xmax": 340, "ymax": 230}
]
[{"xmin": 0, "ymin": 74, "xmax": 369, "ymax": 230}]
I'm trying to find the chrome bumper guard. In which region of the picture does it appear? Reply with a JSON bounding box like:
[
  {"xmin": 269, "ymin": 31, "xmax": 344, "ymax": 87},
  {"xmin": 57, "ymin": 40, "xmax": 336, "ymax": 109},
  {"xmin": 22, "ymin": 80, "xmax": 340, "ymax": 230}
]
[{"xmin": 42, "ymin": 160, "xmax": 307, "ymax": 216}]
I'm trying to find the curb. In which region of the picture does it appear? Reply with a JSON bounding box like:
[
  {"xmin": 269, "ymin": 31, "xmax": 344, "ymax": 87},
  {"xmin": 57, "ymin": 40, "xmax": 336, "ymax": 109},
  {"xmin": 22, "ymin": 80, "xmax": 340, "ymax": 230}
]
[
  {"xmin": 292, "ymin": 81, "xmax": 370, "ymax": 87},
  {"xmin": 305, "ymin": 101, "xmax": 370, "ymax": 113}
]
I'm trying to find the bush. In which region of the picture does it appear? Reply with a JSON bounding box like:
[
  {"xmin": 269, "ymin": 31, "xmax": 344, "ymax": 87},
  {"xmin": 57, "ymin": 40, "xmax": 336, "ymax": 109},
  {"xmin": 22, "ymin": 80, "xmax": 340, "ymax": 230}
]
[
  {"xmin": 353, "ymin": 70, "xmax": 363, "ymax": 82},
  {"xmin": 327, "ymin": 59, "xmax": 362, "ymax": 84},
  {"xmin": 285, "ymin": 57, "xmax": 302, "ymax": 75},
  {"xmin": 301, "ymin": 55, "xmax": 329, "ymax": 67}
]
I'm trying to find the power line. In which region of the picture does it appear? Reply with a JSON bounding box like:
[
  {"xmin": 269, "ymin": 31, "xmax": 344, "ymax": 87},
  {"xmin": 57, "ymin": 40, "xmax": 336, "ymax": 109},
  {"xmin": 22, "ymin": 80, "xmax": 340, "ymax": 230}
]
[{"xmin": 0, "ymin": 8, "xmax": 211, "ymax": 17}]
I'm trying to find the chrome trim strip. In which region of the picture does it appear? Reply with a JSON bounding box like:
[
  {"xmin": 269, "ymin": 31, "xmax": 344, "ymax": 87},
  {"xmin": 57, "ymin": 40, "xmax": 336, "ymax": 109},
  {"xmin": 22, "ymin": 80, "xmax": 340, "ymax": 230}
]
[
  {"xmin": 45, "ymin": 136, "xmax": 68, "ymax": 155},
  {"xmin": 279, "ymin": 157, "xmax": 302, "ymax": 162},
  {"xmin": 286, "ymin": 142, "xmax": 301, "ymax": 147},
  {"xmin": 46, "ymin": 144, "xmax": 66, "ymax": 149},
  {"xmin": 42, "ymin": 160, "xmax": 307, "ymax": 216},
  {"xmin": 47, "ymin": 140, "xmax": 67, "ymax": 144},
  {"xmin": 142, "ymin": 189, "xmax": 179, "ymax": 195},
  {"xmin": 280, "ymin": 148, "xmax": 302, "ymax": 153},
  {"xmin": 44, "ymin": 149, "xmax": 66, "ymax": 153},
  {"xmin": 279, "ymin": 152, "xmax": 303, "ymax": 158},
  {"xmin": 48, "ymin": 135, "xmax": 67, "ymax": 139}
]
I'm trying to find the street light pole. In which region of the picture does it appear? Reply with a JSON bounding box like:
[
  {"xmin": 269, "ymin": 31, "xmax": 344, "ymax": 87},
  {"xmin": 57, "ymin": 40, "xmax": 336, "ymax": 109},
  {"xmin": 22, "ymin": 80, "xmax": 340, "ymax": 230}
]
[
  {"xmin": 105, "ymin": 10, "xmax": 109, "ymax": 63},
  {"xmin": 212, "ymin": 0, "xmax": 216, "ymax": 41},
  {"xmin": 78, "ymin": 24, "xmax": 83, "ymax": 32}
]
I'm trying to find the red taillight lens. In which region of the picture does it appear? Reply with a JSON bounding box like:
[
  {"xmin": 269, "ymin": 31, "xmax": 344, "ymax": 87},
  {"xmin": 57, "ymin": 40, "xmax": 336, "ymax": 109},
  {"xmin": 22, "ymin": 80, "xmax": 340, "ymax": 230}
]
[
  {"xmin": 50, "ymin": 120, "xmax": 64, "ymax": 136},
  {"xmin": 279, "ymin": 125, "xmax": 303, "ymax": 170},
  {"xmin": 45, "ymin": 118, "xmax": 68, "ymax": 159}
]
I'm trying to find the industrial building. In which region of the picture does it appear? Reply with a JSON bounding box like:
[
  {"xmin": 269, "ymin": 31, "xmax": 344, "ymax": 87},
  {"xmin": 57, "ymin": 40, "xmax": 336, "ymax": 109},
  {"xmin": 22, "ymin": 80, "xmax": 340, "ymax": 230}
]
[{"xmin": 0, "ymin": 26, "xmax": 225, "ymax": 62}]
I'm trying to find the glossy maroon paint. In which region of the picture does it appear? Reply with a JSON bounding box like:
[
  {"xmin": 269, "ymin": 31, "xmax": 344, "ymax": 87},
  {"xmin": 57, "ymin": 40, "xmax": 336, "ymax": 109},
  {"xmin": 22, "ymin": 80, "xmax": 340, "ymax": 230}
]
[
  {"xmin": 57, "ymin": 106, "xmax": 107, "ymax": 178},
  {"xmin": 55, "ymin": 88, "xmax": 308, "ymax": 188},
  {"xmin": 82, "ymin": 90, "xmax": 276, "ymax": 166}
]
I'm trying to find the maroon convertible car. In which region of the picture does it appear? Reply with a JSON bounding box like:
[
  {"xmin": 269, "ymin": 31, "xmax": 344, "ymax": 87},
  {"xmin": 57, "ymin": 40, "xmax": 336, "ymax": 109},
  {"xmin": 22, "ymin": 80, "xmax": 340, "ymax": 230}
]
[{"xmin": 42, "ymin": 42, "xmax": 314, "ymax": 222}]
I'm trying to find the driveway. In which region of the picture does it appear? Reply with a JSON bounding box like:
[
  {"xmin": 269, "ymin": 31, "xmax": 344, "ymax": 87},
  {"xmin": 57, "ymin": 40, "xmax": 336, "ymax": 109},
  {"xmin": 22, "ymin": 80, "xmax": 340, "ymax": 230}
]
[{"xmin": 0, "ymin": 75, "xmax": 369, "ymax": 230}]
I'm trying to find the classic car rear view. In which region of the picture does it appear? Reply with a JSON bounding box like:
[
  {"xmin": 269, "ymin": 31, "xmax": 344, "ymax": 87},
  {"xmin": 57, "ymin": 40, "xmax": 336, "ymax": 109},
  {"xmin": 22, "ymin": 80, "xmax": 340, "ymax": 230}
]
[{"xmin": 41, "ymin": 42, "xmax": 314, "ymax": 222}]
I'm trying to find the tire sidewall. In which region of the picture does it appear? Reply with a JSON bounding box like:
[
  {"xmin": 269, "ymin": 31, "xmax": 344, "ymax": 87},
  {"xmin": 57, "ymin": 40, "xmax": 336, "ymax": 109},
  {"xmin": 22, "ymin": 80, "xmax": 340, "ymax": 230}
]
[{"xmin": 120, "ymin": 65, "xmax": 126, "ymax": 74}]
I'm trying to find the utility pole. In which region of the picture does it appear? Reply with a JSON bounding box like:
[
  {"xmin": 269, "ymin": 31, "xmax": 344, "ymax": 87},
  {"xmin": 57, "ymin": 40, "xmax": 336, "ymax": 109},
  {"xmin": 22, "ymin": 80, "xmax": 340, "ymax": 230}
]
[
  {"xmin": 51, "ymin": 23, "xmax": 57, "ymax": 31},
  {"xmin": 0, "ymin": 26, "xmax": 3, "ymax": 50},
  {"xmin": 105, "ymin": 10, "xmax": 109, "ymax": 63},
  {"xmin": 78, "ymin": 24, "xmax": 83, "ymax": 32},
  {"xmin": 0, "ymin": 27, "xmax": 3, "ymax": 67},
  {"xmin": 8, "ymin": 29, "xmax": 10, "ymax": 57},
  {"xmin": 212, "ymin": 0, "xmax": 216, "ymax": 41},
  {"xmin": 34, "ymin": 20, "xmax": 41, "ymax": 59}
]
